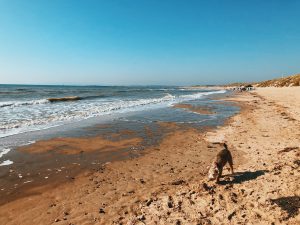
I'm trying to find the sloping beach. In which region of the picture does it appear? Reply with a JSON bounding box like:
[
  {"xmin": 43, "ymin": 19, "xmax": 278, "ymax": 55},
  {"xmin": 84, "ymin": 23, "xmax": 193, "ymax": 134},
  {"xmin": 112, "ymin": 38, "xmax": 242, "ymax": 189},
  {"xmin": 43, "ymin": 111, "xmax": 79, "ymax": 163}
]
[
  {"xmin": 2, "ymin": 1, "xmax": 300, "ymax": 224},
  {"xmin": 0, "ymin": 87, "xmax": 299, "ymax": 224}
]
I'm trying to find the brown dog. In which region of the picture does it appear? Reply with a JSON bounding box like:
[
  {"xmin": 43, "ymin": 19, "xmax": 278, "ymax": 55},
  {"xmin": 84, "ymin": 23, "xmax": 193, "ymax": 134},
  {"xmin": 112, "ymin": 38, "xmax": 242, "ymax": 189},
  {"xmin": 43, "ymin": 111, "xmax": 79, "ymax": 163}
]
[{"xmin": 208, "ymin": 143, "xmax": 234, "ymax": 182}]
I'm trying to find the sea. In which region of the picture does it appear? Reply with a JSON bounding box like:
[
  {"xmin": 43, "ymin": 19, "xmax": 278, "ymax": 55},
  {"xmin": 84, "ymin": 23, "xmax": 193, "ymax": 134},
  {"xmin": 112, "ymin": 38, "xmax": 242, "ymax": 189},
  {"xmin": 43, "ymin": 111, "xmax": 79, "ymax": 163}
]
[{"xmin": 0, "ymin": 84, "xmax": 238, "ymax": 166}]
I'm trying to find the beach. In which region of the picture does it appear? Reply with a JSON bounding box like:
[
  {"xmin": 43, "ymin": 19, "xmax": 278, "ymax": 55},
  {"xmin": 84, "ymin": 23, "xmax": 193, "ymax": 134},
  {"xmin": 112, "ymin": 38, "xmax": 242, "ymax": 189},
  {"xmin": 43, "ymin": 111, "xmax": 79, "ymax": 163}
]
[
  {"xmin": 0, "ymin": 87, "xmax": 299, "ymax": 224},
  {"xmin": 1, "ymin": 1, "xmax": 300, "ymax": 224}
]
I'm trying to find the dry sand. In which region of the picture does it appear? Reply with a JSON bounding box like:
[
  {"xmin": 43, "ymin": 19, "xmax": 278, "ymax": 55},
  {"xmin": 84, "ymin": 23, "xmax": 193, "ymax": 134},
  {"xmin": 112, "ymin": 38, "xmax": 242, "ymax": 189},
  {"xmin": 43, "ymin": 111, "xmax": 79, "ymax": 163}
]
[
  {"xmin": 0, "ymin": 87, "xmax": 299, "ymax": 225},
  {"xmin": 255, "ymin": 87, "xmax": 300, "ymax": 121}
]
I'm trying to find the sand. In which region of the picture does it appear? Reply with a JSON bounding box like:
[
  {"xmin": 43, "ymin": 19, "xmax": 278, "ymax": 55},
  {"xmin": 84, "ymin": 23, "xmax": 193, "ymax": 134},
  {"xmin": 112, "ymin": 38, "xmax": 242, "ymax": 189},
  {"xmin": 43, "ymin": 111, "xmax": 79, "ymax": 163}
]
[
  {"xmin": 0, "ymin": 88, "xmax": 299, "ymax": 224},
  {"xmin": 255, "ymin": 87, "xmax": 300, "ymax": 121},
  {"xmin": 19, "ymin": 136, "xmax": 142, "ymax": 155},
  {"xmin": 173, "ymin": 103, "xmax": 216, "ymax": 114}
]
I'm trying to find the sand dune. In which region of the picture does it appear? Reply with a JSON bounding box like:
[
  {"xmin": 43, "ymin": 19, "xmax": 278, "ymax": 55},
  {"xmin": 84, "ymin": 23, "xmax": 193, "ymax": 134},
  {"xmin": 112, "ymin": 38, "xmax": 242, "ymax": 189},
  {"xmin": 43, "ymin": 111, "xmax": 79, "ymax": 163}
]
[{"xmin": 257, "ymin": 74, "xmax": 300, "ymax": 87}]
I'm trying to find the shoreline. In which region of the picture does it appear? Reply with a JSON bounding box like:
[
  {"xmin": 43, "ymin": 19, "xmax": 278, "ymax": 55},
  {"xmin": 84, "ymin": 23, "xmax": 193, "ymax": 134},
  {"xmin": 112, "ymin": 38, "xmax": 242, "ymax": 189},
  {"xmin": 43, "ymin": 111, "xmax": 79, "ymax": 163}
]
[
  {"xmin": 0, "ymin": 87, "xmax": 228, "ymax": 140},
  {"xmin": 0, "ymin": 87, "xmax": 299, "ymax": 224}
]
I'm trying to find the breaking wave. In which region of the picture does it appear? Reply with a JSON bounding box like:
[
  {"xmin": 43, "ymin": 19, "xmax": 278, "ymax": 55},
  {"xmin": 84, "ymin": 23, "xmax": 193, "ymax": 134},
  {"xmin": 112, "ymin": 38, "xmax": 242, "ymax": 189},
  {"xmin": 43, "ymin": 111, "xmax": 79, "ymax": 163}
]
[{"xmin": 0, "ymin": 99, "xmax": 49, "ymax": 108}]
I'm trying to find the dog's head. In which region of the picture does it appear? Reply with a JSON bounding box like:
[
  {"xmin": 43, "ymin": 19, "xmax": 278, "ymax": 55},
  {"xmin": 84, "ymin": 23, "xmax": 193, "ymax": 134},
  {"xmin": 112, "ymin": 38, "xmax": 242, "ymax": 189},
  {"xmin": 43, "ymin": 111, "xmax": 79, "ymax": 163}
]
[{"xmin": 208, "ymin": 162, "xmax": 219, "ymax": 180}]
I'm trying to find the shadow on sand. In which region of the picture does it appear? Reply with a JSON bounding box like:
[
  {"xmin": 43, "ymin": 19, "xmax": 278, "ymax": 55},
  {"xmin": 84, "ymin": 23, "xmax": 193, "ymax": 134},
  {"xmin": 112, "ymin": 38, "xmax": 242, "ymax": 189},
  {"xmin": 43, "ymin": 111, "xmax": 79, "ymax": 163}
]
[
  {"xmin": 219, "ymin": 170, "xmax": 268, "ymax": 185},
  {"xmin": 271, "ymin": 196, "xmax": 300, "ymax": 220}
]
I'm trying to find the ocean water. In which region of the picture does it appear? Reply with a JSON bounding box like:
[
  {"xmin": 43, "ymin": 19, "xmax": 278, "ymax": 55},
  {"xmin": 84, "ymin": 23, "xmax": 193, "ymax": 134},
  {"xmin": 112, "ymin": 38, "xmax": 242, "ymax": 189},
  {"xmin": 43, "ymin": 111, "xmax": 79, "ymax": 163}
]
[
  {"xmin": 0, "ymin": 85, "xmax": 226, "ymax": 138},
  {"xmin": 0, "ymin": 84, "xmax": 234, "ymax": 164}
]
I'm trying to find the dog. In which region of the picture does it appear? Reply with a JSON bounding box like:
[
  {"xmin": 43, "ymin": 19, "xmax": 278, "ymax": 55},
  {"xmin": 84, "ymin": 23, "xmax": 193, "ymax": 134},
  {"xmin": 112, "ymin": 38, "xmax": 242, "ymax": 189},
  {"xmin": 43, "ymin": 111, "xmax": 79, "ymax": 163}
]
[{"xmin": 208, "ymin": 143, "xmax": 234, "ymax": 182}]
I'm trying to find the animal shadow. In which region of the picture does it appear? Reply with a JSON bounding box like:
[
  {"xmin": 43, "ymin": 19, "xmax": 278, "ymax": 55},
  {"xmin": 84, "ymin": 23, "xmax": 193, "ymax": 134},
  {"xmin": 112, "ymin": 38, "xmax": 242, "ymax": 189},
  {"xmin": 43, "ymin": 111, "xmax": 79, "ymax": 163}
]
[
  {"xmin": 271, "ymin": 196, "xmax": 300, "ymax": 220},
  {"xmin": 219, "ymin": 170, "xmax": 268, "ymax": 185}
]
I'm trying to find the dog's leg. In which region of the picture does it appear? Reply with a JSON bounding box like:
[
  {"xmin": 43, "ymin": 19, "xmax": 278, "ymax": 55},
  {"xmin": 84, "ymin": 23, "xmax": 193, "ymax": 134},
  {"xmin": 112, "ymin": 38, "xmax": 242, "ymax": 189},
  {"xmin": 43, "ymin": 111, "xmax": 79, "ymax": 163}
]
[
  {"xmin": 228, "ymin": 155, "xmax": 234, "ymax": 174},
  {"xmin": 216, "ymin": 166, "xmax": 223, "ymax": 183}
]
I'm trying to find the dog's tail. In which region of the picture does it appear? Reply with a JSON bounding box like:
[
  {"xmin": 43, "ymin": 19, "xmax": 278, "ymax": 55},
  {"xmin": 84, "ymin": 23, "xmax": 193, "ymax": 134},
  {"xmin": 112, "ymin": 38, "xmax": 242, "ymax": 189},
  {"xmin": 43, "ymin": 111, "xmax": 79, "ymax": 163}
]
[{"xmin": 223, "ymin": 142, "xmax": 228, "ymax": 149}]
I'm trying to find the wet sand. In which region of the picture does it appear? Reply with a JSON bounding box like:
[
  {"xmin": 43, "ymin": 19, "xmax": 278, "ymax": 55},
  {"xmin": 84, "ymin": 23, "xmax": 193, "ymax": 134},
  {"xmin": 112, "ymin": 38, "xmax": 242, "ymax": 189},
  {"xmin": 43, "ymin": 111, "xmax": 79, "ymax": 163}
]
[
  {"xmin": 173, "ymin": 103, "xmax": 216, "ymax": 114},
  {"xmin": 19, "ymin": 136, "xmax": 142, "ymax": 155},
  {"xmin": 0, "ymin": 88, "xmax": 299, "ymax": 224},
  {"xmin": 0, "ymin": 123, "xmax": 171, "ymax": 206}
]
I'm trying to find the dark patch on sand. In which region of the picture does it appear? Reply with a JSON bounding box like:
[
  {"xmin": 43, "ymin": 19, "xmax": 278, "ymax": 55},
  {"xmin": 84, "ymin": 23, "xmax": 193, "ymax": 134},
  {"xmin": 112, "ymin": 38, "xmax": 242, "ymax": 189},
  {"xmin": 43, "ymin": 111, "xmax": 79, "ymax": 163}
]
[{"xmin": 271, "ymin": 196, "xmax": 300, "ymax": 220}]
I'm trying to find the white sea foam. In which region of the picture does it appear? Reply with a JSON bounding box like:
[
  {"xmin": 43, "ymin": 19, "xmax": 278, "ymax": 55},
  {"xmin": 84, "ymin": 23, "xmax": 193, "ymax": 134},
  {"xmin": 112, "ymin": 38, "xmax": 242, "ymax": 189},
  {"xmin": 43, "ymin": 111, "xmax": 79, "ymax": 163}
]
[
  {"xmin": 0, "ymin": 160, "xmax": 13, "ymax": 166},
  {"xmin": 179, "ymin": 90, "xmax": 226, "ymax": 99},
  {"xmin": 22, "ymin": 141, "xmax": 36, "ymax": 146},
  {"xmin": 0, "ymin": 148, "xmax": 10, "ymax": 158},
  {"xmin": 0, "ymin": 99, "xmax": 49, "ymax": 108}
]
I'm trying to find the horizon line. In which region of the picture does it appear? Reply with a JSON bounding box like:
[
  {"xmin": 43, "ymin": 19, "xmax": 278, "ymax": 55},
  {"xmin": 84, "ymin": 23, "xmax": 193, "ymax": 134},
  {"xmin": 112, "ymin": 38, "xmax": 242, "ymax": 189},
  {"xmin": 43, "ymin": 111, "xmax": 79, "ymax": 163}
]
[{"xmin": 0, "ymin": 83, "xmax": 223, "ymax": 87}]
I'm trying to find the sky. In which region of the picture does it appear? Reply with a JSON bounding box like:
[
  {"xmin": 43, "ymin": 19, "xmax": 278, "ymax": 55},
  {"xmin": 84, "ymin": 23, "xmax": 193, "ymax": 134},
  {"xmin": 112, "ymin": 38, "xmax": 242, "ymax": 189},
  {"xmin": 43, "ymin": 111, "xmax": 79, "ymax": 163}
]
[{"xmin": 0, "ymin": 0, "xmax": 300, "ymax": 85}]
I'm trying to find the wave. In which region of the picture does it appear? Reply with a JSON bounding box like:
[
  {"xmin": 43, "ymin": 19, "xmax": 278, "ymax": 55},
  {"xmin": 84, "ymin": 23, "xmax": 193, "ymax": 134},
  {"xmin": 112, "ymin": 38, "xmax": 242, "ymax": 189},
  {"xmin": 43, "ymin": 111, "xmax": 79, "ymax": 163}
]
[
  {"xmin": 48, "ymin": 95, "xmax": 114, "ymax": 102},
  {"xmin": 116, "ymin": 93, "xmax": 175, "ymax": 109},
  {"xmin": 0, "ymin": 94, "xmax": 110, "ymax": 108},
  {"xmin": 80, "ymin": 94, "xmax": 110, "ymax": 100},
  {"xmin": 0, "ymin": 148, "xmax": 10, "ymax": 158},
  {"xmin": 179, "ymin": 90, "xmax": 226, "ymax": 100},
  {"xmin": 0, "ymin": 99, "xmax": 49, "ymax": 108},
  {"xmin": 47, "ymin": 96, "xmax": 82, "ymax": 102}
]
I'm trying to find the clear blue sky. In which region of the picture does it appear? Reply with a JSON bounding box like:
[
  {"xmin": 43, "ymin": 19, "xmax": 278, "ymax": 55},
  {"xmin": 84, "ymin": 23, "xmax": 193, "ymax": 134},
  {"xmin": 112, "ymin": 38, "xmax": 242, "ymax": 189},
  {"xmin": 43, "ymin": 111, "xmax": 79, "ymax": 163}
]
[{"xmin": 0, "ymin": 0, "xmax": 299, "ymax": 85}]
